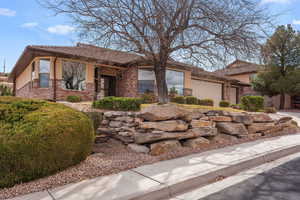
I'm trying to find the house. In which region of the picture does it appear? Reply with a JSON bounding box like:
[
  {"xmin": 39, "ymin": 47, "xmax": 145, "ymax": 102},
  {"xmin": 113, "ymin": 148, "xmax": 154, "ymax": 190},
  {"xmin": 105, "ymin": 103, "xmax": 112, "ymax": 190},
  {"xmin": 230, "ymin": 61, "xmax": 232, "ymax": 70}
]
[
  {"xmin": 216, "ymin": 60, "xmax": 293, "ymax": 109},
  {"xmin": 9, "ymin": 43, "xmax": 246, "ymax": 105}
]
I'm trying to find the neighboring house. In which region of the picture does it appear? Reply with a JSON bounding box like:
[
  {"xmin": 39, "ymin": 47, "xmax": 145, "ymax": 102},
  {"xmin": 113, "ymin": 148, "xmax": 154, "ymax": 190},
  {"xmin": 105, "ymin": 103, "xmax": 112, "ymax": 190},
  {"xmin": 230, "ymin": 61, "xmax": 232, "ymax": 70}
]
[
  {"xmin": 216, "ymin": 60, "xmax": 292, "ymax": 109},
  {"xmin": 9, "ymin": 43, "xmax": 246, "ymax": 105},
  {"xmin": 0, "ymin": 72, "xmax": 13, "ymax": 87}
]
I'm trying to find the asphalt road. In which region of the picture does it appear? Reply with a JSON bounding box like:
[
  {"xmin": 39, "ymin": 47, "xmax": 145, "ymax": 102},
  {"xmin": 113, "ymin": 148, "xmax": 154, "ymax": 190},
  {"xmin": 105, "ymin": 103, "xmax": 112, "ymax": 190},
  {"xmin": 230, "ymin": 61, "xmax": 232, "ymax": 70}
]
[{"xmin": 199, "ymin": 157, "xmax": 300, "ymax": 200}]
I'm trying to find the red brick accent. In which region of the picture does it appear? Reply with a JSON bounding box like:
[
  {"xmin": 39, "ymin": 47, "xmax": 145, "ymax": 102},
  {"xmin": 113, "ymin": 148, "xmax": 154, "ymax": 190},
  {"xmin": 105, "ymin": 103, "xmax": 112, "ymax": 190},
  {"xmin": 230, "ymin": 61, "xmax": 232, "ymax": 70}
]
[{"xmin": 117, "ymin": 66, "xmax": 138, "ymax": 97}]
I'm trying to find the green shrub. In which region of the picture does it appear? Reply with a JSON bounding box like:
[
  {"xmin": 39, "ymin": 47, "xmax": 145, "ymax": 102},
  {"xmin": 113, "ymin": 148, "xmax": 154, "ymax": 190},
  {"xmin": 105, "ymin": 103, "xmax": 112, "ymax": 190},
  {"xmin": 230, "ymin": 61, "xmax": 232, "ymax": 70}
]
[
  {"xmin": 241, "ymin": 96, "xmax": 264, "ymax": 112},
  {"xmin": 171, "ymin": 96, "xmax": 186, "ymax": 104},
  {"xmin": 93, "ymin": 96, "xmax": 142, "ymax": 111},
  {"xmin": 0, "ymin": 84, "xmax": 12, "ymax": 96},
  {"xmin": 264, "ymin": 107, "xmax": 277, "ymax": 113},
  {"xmin": 141, "ymin": 92, "xmax": 157, "ymax": 104},
  {"xmin": 198, "ymin": 98, "xmax": 214, "ymax": 106},
  {"xmin": 219, "ymin": 100, "xmax": 230, "ymax": 107},
  {"xmin": 185, "ymin": 96, "xmax": 198, "ymax": 105},
  {"xmin": 66, "ymin": 95, "xmax": 81, "ymax": 102},
  {"xmin": 0, "ymin": 97, "xmax": 94, "ymax": 188}
]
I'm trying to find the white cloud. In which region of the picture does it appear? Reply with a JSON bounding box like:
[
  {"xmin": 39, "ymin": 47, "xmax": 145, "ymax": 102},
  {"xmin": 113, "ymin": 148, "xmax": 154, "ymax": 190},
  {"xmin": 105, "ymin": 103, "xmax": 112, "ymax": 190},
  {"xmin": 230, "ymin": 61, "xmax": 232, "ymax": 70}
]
[
  {"xmin": 261, "ymin": 0, "xmax": 291, "ymax": 4},
  {"xmin": 293, "ymin": 20, "xmax": 300, "ymax": 25},
  {"xmin": 47, "ymin": 25, "xmax": 75, "ymax": 35},
  {"xmin": 21, "ymin": 22, "xmax": 39, "ymax": 28},
  {"xmin": 0, "ymin": 8, "xmax": 16, "ymax": 17}
]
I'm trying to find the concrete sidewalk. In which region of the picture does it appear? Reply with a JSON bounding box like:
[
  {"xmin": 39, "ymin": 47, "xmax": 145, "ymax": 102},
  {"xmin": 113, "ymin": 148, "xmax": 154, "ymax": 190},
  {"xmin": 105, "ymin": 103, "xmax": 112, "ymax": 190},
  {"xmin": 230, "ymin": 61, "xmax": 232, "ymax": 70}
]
[{"xmin": 9, "ymin": 133, "xmax": 300, "ymax": 200}]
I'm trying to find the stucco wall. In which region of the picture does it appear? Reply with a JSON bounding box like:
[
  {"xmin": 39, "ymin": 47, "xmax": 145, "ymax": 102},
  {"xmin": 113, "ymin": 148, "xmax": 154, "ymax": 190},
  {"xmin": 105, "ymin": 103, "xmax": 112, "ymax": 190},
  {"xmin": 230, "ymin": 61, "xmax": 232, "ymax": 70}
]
[{"xmin": 228, "ymin": 73, "xmax": 254, "ymax": 84}]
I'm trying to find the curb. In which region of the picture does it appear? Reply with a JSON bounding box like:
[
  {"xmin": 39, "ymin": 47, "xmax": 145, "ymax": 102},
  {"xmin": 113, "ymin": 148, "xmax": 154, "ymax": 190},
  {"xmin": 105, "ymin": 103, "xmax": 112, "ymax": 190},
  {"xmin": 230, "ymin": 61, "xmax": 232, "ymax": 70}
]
[{"xmin": 131, "ymin": 145, "xmax": 300, "ymax": 200}]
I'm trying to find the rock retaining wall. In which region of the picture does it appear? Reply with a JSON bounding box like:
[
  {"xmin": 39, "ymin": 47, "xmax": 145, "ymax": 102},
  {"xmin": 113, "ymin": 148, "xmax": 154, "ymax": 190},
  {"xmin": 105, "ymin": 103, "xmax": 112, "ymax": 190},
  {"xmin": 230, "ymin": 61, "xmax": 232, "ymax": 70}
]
[{"xmin": 97, "ymin": 104, "xmax": 299, "ymax": 156}]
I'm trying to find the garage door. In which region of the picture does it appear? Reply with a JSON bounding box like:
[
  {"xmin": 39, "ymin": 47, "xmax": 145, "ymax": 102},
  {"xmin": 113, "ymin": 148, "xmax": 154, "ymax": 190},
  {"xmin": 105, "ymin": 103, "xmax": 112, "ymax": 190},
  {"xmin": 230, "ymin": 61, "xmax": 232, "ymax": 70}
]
[{"xmin": 191, "ymin": 79, "xmax": 222, "ymax": 106}]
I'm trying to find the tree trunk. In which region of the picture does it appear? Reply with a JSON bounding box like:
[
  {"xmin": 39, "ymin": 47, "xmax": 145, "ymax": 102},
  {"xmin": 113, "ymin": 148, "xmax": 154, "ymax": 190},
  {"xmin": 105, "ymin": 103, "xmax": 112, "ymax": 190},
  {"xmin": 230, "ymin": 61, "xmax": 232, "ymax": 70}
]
[
  {"xmin": 154, "ymin": 65, "xmax": 169, "ymax": 104},
  {"xmin": 279, "ymin": 93, "xmax": 285, "ymax": 110}
]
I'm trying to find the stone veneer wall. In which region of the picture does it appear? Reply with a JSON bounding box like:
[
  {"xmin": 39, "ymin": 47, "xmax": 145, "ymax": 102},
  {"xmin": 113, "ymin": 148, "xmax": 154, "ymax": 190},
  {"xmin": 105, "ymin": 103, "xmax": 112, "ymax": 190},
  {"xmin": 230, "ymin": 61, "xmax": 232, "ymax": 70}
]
[{"xmin": 97, "ymin": 105, "xmax": 299, "ymax": 156}]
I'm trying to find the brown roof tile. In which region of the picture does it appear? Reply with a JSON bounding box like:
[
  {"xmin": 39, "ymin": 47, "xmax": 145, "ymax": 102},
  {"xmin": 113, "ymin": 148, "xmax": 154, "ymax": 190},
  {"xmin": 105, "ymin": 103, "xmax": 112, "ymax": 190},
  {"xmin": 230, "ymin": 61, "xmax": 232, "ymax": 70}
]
[{"xmin": 215, "ymin": 60, "xmax": 261, "ymax": 76}]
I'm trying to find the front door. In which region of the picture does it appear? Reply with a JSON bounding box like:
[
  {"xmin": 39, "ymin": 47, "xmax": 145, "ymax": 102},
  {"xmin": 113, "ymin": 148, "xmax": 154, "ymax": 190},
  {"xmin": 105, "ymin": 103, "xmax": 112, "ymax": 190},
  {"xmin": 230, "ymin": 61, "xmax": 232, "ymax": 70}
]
[{"xmin": 102, "ymin": 75, "xmax": 116, "ymax": 97}]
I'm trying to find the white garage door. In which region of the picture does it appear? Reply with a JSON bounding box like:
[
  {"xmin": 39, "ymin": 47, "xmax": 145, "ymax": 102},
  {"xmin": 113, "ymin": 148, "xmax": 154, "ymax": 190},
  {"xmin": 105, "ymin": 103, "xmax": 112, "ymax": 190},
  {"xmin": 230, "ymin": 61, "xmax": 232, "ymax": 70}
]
[{"xmin": 191, "ymin": 79, "xmax": 222, "ymax": 106}]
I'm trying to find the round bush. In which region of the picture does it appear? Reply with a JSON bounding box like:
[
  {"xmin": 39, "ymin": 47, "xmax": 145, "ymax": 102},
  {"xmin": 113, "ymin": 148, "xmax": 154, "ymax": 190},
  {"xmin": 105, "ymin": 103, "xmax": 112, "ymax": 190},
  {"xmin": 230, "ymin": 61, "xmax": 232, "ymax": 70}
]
[
  {"xmin": 219, "ymin": 100, "xmax": 230, "ymax": 107},
  {"xmin": 0, "ymin": 97, "xmax": 94, "ymax": 188}
]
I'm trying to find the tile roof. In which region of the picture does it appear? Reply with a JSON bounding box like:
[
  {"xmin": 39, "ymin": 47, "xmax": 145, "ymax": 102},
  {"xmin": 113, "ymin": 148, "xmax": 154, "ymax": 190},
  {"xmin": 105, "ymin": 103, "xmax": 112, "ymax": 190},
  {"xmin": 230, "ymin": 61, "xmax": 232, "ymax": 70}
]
[{"xmin": 215, "ymin": 60, "xmax": 261, "ymax": 76}]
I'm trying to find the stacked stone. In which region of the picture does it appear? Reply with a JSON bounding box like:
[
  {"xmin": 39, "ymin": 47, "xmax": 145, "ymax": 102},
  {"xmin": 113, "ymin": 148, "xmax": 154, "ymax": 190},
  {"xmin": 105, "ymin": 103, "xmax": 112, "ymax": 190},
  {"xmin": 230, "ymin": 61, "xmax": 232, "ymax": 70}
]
[{"xmin": 97, "ymin": 104, "xmax": 299, "ymax": 156}]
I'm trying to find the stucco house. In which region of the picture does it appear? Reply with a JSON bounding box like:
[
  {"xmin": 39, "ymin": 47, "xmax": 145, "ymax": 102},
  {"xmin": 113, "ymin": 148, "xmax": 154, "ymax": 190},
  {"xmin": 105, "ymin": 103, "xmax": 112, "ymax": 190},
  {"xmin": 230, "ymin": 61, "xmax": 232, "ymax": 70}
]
[
  {"xmin": 9, "ymin": 43, "xmax": 246, "ymax": 105},
  {"xmin": 216, "ymin": 60, "xmax": 294, "ymax": 109}
]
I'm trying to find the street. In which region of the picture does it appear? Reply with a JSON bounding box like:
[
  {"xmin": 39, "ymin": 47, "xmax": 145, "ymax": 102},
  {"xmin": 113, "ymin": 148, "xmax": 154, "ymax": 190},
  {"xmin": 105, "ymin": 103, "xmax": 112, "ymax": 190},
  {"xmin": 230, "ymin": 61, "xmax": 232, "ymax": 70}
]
[{"xmin": 180, "ymin": 156, "xmax": 300, "ymax": 200}]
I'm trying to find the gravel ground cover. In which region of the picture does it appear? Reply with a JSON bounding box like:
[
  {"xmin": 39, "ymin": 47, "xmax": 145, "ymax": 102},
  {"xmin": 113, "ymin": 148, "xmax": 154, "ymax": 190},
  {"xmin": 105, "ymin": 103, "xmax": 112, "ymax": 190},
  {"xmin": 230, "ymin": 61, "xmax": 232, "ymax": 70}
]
[{"xmin": 1, "ymin": 128, "xmax": 298, "ymax": 200}]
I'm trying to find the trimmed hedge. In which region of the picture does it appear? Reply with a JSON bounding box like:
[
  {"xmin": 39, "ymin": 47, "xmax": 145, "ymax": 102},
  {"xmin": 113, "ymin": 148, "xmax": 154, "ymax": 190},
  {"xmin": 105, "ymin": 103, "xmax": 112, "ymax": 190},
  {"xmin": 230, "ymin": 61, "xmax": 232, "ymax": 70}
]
[
  {"xmin": 141, "ymin": 92, "xmax": 157, "ymax": 104},
  {"xmin": 171, "ymin": 96, "xmax": 186, "ymax": 104},
  {"xmin": 198, "ymin": 98, "xmax": 214, "ymax": 106},
  {"xmin": 241, "ymin": 96, "xmax": 264, "ymax": 112},
  {"xmin": 219, "ymin": 100, "xmax": 230, "ymax": 107},
  {"xmin": 0, "ymin": 97, "xmax": 94, "ymax": 188},
  {"xmin": 185, "ymin": 96, "xmax": 198, "ymax": 105},
  {"xmin": 66, "ymin": 95, "xmax": 81, "ymax": 103},
  {"xmin": 93, "ymin": 96, "xmax": 142, "ymax": 111}
]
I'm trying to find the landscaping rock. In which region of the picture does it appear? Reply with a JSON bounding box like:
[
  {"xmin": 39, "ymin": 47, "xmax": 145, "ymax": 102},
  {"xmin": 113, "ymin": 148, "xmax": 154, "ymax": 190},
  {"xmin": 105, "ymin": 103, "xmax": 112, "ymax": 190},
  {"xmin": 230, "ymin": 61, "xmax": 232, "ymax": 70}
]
[
  {"xmin": 139, "ymin": 120, "xmax": 188, "ymax": 132},
  {"xmin": 276, "ymin": 117, "xmax": 293, "ymax": 124},
  {"xmin": 187, "ymin": 127, "xmax": 218, "ymax": 137},
  {"xmin": 104, "ymin": 111, "xmax": 125, "ymax": 118},
  {"xmin": 134, "ymin": 128, "xmax": 216, "ymax": 144},
  {"xmin": 216, "ymin": 122, "xmax": 248, "ymax": 136},
  {"xmin": 96, "ymin": 127, "xmax": 115, "ymax": 135},
  {"xmin": 190, "ymin": 119, "xmax": 215, "ymax": 128},
  {"xmin": 190, "ymin": 112, "xmax": 205, "ymax": 120},
  {"xmin": 205, "ymin": 110, "xmax": 229, "ymax": 116},
  {"xmin": 248, "ymin": 123, "xmax": 275, "ymax": 134},
  {"xmin": 150, "ymin": 140, "xmax": 181, "ymax": 156},
  {"xmin": 109, "ymin": 121, "xmax": 123, "ymax": 128},
  {"xmin": 128, "ymin": 144, "xmax": 150, "ymax": 154},
  {"xmin": 250, "ymin": 113, "xmax": 273, "ymax": 123},
  {"xmin": 230, "ymin": 113, "xmax": 253, "ymax": 125},
  {"xmin": 101, "ymin": 120, "xmax": 110, "ymax": 126},
  {"xmin": 209, "ymin": 116, "xmax": 232, "ymax": 122},
  {"xmin": 210, "ymin": 133, "xmax": 238, "ymax": 144},
  {"xmin": 114, "ymin": 116, "xmax": 134, "ymax": 123},
  {"xmin": 138, "ymin": 104, "xmax": 191, "ymax": 121},
  {"xmin": 182, "ymin": 137, "xmax": 210, "ymax": 148}
]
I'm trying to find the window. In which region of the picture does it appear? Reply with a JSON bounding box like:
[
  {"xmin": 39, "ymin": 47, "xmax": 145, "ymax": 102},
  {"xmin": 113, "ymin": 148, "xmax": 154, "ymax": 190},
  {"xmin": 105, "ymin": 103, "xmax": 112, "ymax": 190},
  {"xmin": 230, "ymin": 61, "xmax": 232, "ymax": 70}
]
[
  {"xmin": 138, "ymin": 69, "xmax": 185, "ymax": 95},
  {"xmin": 62, "ymin": 61, "xmax": 86, "ymax": 91},
  {"xmin": 39, "ymin": 59, "xmax": 50, "ymax": 88},
  {"xmin": 249, "ymin": 74, "xmax": 257, "ymax": 82},
  {"xmin": 138, "ymin": 69, "xmax": 155, "ymax": 93},
  {"xmin": 166, "ymin": 70, "xmax": 184, "ymax": 95}
]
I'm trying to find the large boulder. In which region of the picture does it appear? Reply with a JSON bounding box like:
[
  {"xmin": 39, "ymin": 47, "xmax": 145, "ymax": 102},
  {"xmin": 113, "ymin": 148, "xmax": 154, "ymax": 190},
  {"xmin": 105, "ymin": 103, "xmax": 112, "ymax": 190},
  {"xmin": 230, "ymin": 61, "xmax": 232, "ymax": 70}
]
[
  {"xmin": 216, "ymin": 122, "xmax": 248, "ymax": 136},
  {"xmin": 190, "ymin": 119, "xmax": 215, "ymax": 128},
  {"xmin": 150, "ymin": 140, "xmax": 181, "ymax": 156},
  {"xmin": 210, "ymin": 133, "xmax": 239, "ymax": 144},
  {"xmin": 248, "ymin": 123, "xmax": 275, "ymax": 134},
  {"xmin": 229, "ymin": 113, "xmax": 253, "ymax": 125},
  {"xmin": 250, "ymin": 113, "xmax": 273, "ymax": 123},
  {"xmin": 135, "ymin": 127, "xmax": 217, "ymax": 144},
  {"xmin": 139, "ymin": 120, "xmax": 188, "ymax": 132},
  {"xmin": 128, "ymin": 144, "xmax": 150, "ymax": 154},
  {"xmin": 182, "ymin": 137, "xmax": 210, "ymax": 148},
  {"xmin": 209, "ymin": 116, "xmax": 232, "ymax": 122},
  {"xmin": 138, "ymin": 104, "xmax": 191, "ymax": 121}
]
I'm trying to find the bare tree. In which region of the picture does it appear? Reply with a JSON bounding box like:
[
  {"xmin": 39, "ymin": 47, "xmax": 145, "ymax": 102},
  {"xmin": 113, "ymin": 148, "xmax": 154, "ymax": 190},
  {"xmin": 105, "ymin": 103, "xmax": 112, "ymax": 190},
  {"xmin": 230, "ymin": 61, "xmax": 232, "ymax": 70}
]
[{"xmin": 40, "ymin": 0, "xmax": 272, "ymax": 103}]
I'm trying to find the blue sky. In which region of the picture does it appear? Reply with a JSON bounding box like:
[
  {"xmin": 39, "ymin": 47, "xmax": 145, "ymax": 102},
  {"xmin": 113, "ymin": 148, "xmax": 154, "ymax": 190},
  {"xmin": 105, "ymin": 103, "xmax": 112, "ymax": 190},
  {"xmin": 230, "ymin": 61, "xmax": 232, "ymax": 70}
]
[{"xmin": 1, "ymin": 0, "xmax": 300, "ymax": 72}]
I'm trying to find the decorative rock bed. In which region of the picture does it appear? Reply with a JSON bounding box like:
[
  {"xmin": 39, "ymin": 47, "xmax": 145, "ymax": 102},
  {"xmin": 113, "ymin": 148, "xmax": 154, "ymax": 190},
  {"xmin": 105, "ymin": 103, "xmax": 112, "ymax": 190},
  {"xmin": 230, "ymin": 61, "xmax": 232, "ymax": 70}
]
[{"xmin": 97, "ymin": 104, "xmax": 299, "ymax": 156}]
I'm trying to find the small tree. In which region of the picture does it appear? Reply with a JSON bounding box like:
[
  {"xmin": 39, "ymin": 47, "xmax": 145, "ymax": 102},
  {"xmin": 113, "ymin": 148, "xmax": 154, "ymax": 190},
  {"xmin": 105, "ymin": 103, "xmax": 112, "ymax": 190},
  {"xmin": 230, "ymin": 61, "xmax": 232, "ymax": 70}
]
[
  {"xmin": 41, "ymin": 0, "xmax": 271, "ymax": 103},
  {"xmin": 253, "ymin": 25, "xmax": 300, "ymax": 109}
]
